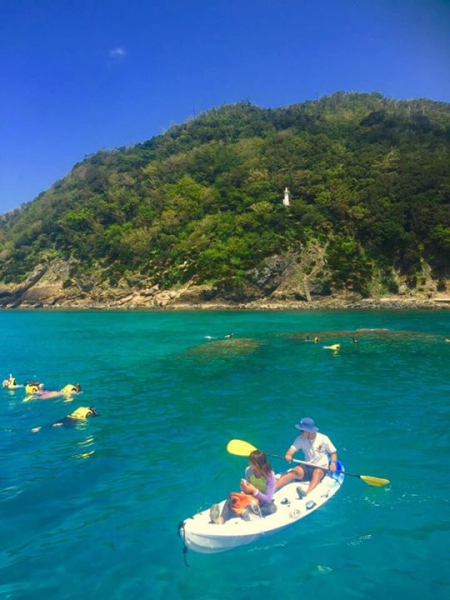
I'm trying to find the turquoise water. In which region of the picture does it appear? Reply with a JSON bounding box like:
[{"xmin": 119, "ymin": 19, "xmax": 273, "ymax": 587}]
[{"xmin": 1, "ymin": 310, "xmax": 449, "ymax": 600}]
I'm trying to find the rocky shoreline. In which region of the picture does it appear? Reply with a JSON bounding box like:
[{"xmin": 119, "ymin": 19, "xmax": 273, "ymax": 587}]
[
  {"xmin": 173, "ymin": 297, "xmax": 450, "ymax": 312},
  {"xmin": 0, "ymin": 261, "xmax": 448, "ymax": 311},
  {"xmin": 1, "ymin": 287, "xmax": 449, "ymax": 312}
]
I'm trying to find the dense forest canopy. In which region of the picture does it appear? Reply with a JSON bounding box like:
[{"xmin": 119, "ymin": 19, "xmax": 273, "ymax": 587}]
[{"xmin": 1, "ymin": 92, "xmax": 449, "ymax": 298}]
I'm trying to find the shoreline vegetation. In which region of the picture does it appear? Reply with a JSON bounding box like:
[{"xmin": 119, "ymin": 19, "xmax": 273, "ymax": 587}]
[
  {"xmin": 0, "ymin": 277, "xmax": 449, "ymax": 311},
  {"xmin": 0, "ymin": 259, "xmax": 449, "ymax": 312}
]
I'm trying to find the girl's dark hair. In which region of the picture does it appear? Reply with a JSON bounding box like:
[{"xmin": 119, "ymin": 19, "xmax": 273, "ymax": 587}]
[{"xmin": 249, "ymin": 449, "xmax": 272, "ymax": 479}]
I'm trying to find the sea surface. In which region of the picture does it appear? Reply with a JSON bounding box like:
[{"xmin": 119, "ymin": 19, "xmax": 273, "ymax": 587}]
[{"xmin": 0, "ymin": 310, "xmax": 449, "ymax": 600}]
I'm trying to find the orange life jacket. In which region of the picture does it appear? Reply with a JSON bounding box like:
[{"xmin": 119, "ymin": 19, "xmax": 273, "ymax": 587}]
[{"xmin": 229, "ymin": 492, "xmax": 259, "ymax": 516}]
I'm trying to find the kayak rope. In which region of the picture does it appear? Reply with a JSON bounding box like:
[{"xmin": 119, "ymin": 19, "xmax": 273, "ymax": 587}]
[{"xmin": 178, "ymin": 521, "xmax": 190, "ymax": 568}]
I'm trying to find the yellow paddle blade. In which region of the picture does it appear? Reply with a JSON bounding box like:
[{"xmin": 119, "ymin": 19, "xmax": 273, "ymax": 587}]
[
  {"xmin": 360, "ymin": 475, "xmax": 390, "ymax": 487},
  {"xmin": 227, "ymin": 439, "xmax": 257, "ymax": 457}
]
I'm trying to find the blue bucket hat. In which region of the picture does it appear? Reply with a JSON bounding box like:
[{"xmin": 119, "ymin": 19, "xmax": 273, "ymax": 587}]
[{"xmin": 295, "ymin": 417, "xmax": 319, "ymax": 433}]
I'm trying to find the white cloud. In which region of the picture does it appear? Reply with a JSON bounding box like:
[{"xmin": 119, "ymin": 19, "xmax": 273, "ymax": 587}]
[{"xmin": 109, "ymin": 47, "xmax": 126, "ymax": 58}]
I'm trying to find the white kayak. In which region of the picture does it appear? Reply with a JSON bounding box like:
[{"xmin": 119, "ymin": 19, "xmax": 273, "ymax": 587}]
[{"xmin": 179, "ymin": 467, "xmax": 345, "ymax": 554}]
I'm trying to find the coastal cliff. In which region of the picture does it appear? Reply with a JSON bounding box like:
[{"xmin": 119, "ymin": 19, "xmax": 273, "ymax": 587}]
[{"xmin": 0, "ymin": 257, "xmax": 448, "ymax": 310}]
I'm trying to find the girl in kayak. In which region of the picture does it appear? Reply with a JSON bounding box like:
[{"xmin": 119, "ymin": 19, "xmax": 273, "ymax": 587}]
[{"xmin": 210, "ymin": 450, "xmax": 276, "ymax": 524}]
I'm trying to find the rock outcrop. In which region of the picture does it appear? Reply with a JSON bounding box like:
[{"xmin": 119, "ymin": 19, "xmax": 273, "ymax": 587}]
[{"xmin": 0, "ymin": 256, "xmax": 448, "ymax": 311}]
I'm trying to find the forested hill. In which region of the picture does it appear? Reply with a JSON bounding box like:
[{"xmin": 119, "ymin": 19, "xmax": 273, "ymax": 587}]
[{"xmin": 1, "ymin": 92, "xmax": 449, "ymax": 308}]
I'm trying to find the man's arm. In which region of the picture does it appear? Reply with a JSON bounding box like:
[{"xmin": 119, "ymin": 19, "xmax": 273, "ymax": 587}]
[
  {"xmin": 328, "ymin": 451, "xmax": 338, "ymax": 471},
  {"xmin": 285, "ymin": 445, "xmax": 297, "ymax": 462}
]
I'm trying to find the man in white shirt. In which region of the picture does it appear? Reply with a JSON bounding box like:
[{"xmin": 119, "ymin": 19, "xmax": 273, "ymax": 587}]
[{"xmin": 276, "ymin": 417, "xmax": 339, "ymax": 495}]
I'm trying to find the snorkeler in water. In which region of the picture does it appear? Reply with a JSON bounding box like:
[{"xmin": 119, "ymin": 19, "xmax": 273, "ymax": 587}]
[
  {"xmin": 24, "ymin": 383, "xmax": 81, "ymax": 402},
  {"xmin": 31, "ymin": 406, "xmax": 99, "ymax": 433},
  {"xmin": 24, "ymin": 382, "xmax": 44, "ymax": 396},
  {"xmin": 2, "ymin": 375, "xmax": 23, "ymax": 389}
]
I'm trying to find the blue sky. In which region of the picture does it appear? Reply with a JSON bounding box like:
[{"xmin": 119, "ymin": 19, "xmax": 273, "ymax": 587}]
[{"xmin": 1, "ymin": 0, "xmax": 449, "ymax": 214}]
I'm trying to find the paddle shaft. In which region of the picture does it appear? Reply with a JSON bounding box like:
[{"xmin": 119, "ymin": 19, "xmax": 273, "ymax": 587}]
[
  {"xmin": 226, "ymin": 439, "xmax": 389, "ymax": 486},
  {"xmin": 264, "ymin": 451, "xmax": 364, "ymax": 480}
]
